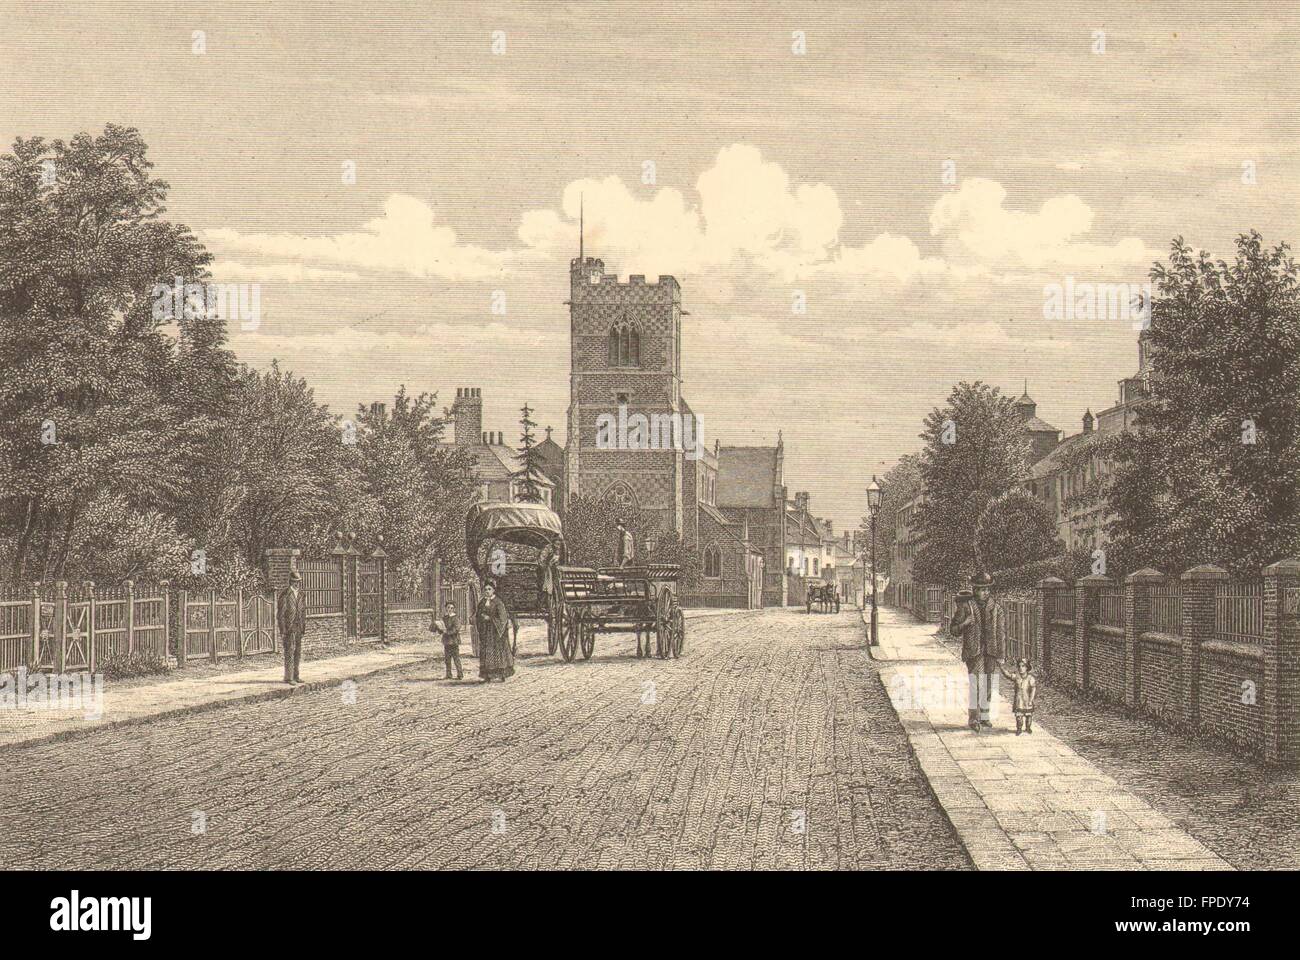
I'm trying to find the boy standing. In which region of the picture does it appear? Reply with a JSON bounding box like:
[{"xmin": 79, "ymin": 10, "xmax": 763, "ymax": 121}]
[{"xmin": 432, "ymin": 601, "xmax": 464, "ymax": 680}]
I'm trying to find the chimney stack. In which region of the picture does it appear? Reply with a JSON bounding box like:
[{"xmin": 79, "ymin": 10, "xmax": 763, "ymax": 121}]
[
  {"xmin": 1082, "ymin": 409, "xmax": 1095, "ymax": 434},
  {"xmin": 795, "ymin": 491, "xmax": 810, "ymax": 514},
  {"xmin": 452, "ymin": 387, "xmax": 483, "ymax": 445},
  {"xmin": 370, "ymin": 401, "xmax": 386, "ymax": 419}
]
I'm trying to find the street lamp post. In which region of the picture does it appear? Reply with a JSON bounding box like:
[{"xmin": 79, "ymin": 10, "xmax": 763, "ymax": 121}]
[{"xmin": 866, "ymin": 475, "xmax": 882, "ymax": 646}]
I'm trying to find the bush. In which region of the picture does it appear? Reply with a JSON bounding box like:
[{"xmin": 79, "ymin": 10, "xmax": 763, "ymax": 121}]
[
  {"xmin": 988, "ymin": 548, "xmax": 1091, "ymax": 592},
  {"xmin": 99, "ymin": 651, "xmax": 170, "ymax": 681},
  {"xmin": 975, "ymin": 488, "xmax": 1061, "ymax": 573}
]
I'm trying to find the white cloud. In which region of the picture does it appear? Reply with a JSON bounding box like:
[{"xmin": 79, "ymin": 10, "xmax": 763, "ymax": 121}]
[
  {"xmin": 929, "ymin": 178, "xmax": 1155, "ymax": 271},
  {"xmin": 887, "ymin": 319, "xmax": 1070, "ymax": 350},
  {"xmin": 205, "ymin": 194, "xmax": 513, "ymax": 281},
  {"xmin": 208, "ymin": 261, "xmax": 363, "ymax": 283}
]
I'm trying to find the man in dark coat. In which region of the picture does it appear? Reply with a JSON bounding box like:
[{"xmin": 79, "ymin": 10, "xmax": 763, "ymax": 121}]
[
  {"xmin": 949, "ymin": 572, "xmax": 1002, "ymax": 731},
  {"xmin": 277, "ymin": 568, "xmax": 308, "ymax": 684}
]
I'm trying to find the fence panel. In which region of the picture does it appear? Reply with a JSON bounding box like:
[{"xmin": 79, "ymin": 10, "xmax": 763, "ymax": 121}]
[
  {"xmin": 1215, "ymin": 580, "xmax": 1263, "ymax": 644},
  {"xmin": 301, "ymin": 559, "xmax": 343, "ymax": 615},
  {"xmin": 1051, "ymin": 589, "xmax": 1074, "ymax": 622},
  {"xmin": 1149, "ymin": 582, "xmax": 1181, "ymax": 634},
  {"xmin": 0, "ymin": 584, "xmax": 35, "ymax": 672},
  {"xmin": 1098, "ymin": 585, "xmax": 1123, "ymax": 627},
  {"xmin": 386, "ymin": 567, "xmax": 433, "ymax": 611}
]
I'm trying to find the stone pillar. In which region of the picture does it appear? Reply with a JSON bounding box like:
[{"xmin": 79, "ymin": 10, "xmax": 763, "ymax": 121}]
[
  {"xmin": 1262, "ymin": 558, "xmax": 1300, "ymax": 764},
  {"xmin": 1179, "ymin": 564, "xmax": 1228, "ymax": 729},
  {"xmin": 1076, "ymin": 573, "xmax": 1111, "ymax": 693},
  {"xmin": 1036, "ymin": 576, "xmax": 1065, "ymax": 680},
  {"xmin": 264, "ymin": 548, "xmax": 301, "ymax": 592},
  {"xmin": 1123, "ymin": 568, "xmax": 1165, "ymax": 709}
]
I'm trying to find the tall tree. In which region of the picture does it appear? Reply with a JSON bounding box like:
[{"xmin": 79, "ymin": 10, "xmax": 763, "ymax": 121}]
[
  {"xmin": 0, "ymin": 125, "xmax": 232, "ymax": 582},
  {"xmin": 512, "ymin": 402, "xmax": 544, "ymax": 503},
  {"xmin": 1106, "ymin": 233, "xmax": 1300, "ymax": 576},
  {"xmin": 355, "ymin": 387, "xmax": 478, "ymax": 584},
  {"xmin": 913, "ymin": 381, "xmax": 1032, "ymax": 587}
]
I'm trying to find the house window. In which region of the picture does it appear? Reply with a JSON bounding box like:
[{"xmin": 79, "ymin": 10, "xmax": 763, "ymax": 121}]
[
  {"xmin": 608, "ymin": 321, "xmax": 641, "ymax": 367},
  {"xmin": 703, "ymin": 545, "xmax": 722, "ymax": 579}
]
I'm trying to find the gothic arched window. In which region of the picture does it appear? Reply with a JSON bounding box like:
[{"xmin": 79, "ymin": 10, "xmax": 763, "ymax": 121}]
[
  {"xmin": 608, "ymin": 320, "xmax": 641, "ymax": 367},
  {"xmin": 602, "ymin": 481, "xmax": 638, "ymax": 514},
  {"xmin": 703, "ymin": 544, "xmax": 722, "ymax": 579}
]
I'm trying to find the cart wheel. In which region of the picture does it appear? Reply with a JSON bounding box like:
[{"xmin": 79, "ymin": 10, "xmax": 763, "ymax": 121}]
[
  {"xmin": 655, "ymin": 617, "xmax": 669, "ymax": 659},
  {"xmin": 580, "ymin": 621, "xmax": 596, "ymax": 661},
  {"xmin": 546, "ymin": 596, "xmax": 560, "ymax": 655},
  {"xmin": 560, "ymin": 609, "xmax": 580, "ymax": 662},
  {"xmin": 670, "ymin": 606, "xmax": 685, "ymax": 658}
]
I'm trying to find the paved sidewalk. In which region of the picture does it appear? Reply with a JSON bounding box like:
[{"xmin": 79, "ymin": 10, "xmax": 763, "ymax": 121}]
[
  {"xmin": 0, "ymin": 640, "xmax": 446, "ymax": 750},
  {"xmin": 871, "ymin": 606, "xmax": 1231, "ymax": 870}
]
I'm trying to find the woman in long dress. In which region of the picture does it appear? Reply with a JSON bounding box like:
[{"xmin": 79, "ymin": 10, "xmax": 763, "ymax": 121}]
[{"xmin": 475, "ymin": 581, "xmax": 515, "ymax": 682}]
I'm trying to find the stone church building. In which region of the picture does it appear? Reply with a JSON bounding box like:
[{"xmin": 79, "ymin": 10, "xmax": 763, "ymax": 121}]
[{"xmin": 562, "ymin": 239, "xmax": 775, "ymax": 608}]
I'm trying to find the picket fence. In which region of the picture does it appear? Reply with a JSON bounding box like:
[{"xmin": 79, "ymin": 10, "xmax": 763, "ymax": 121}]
[{"xmin": 0, "ymin": 580, "xmax": 277, "ymax": 674}]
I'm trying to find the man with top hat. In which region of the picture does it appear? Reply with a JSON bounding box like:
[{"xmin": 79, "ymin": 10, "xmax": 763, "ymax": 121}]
[
  {"xmin": 277, "ymin": 566, "xmax": 309, "ymax": 684},
  {"xmin": 948, "ymin": 572, "xmax": 1003, "ymax": 731}
]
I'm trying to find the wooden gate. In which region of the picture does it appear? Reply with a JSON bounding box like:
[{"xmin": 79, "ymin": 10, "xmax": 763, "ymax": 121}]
[
  {"xmin": 357, "ymin": 558, "xmax": 385, "ymax": 642},
  {"xmin": 241, "ymin": 592, "xmax": 277, "ymax": 655}
]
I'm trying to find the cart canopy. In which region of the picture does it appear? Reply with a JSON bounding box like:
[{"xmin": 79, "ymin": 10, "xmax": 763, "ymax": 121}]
[{"xmin": 465, "ymin": 501, "xmax": 565, "ymax": 570}]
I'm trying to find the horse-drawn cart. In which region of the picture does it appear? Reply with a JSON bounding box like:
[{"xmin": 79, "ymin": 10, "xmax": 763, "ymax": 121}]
[
  {"xmin": 553, "ymin": 563, "xmax": 685, "ymax": 661},
  {"xmin": 805, "ymin": 579, "xmax": 841, "ymax": 614},
  {"xmin": 465, "ymin": 502, "xmax": 686, "ymax": 662}
]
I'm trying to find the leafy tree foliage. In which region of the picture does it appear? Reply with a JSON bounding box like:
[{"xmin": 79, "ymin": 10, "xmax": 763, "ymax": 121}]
[
  {"xmin": 0, "ymin": 125, "xmax": 228, "ymax": 582},
  {"xmin": 913, "ymin": 381, "xmax": 1032, "ymax": 587},
  {"xmin": 1106, "ymin": 233, "xmax": 1300, "ymax": 576},
  {"xmin": 974, "ymin": 487, "xmax": 1062, "ymax": 573},
  {"xmin": 355, "ymin": 387, "xmax": 478, "ymax": 584},
  {"xmin": 860, "ymin": 453, "xmax": 922, "ymax": 579}
]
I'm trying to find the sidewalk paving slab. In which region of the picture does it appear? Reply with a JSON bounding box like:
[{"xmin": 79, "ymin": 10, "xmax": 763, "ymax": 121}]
[{"xmin": 869, "ymin": 605, "xmax": 1232, "ymax": 871}]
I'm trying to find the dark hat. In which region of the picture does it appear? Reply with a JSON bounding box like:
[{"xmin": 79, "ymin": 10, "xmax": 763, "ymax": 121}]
[
  {"xmin": 970, "ymin": 572, "xmax": 993, "ymax": 587},
  {"xmin": 955, "ymin": 588, "xmax": 974, "ymax": 599}
]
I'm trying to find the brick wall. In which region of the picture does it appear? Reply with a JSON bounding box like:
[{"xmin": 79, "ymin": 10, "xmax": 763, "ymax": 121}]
[
  {"xmin": 1086, "ymin": 626, "xmax": 1126, "ymax": 704},
  {"xmin": 1029, "ymin": 561, "xmax": 1300, "ymax": 764},
  {"xmin": 1136, "ymin": 634, "xmax": 1181, "ymax": 721},
  {"xmin": 1199, "ymin": 641, "xmax": 1265, "ymax": 753}
]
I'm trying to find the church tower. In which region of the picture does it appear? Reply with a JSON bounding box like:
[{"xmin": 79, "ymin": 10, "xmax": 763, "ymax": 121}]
[{"xmin": 565, "ymin": 217, "xmax": 686, "ymax": 535}]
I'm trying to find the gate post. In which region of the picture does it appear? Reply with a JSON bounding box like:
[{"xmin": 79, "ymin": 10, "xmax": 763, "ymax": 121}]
[
  {"xmin": 373, "ymin": 536, "xmax": 388, "ymax": 645},
  {"xmin": 160, "ymin": 581, "xmax": 171, "ymax": 665},
  {"xmin": 235, "ymin": 586, "xmax": 246, "ymax": 658},
  {"xmin": 85, "ymin": 580, "xmax": 96, "ymax": 674},
  {"xmin": 347, "ymin": 534, "xmax": 361, "ymax": 638},
  {"xmin": 209, "ymin": 589, "xmax": 219, "ymax": 663},
  {"xmin": 30, "ymin": 582, "xmax": 41, "ymax": 669},
  {"xmin": 125, "ymin": 580, "xmax": 136, "ymax": 657},
  {"xmin": 177, "ymin": 587, "xmax": 188, "ymax": 668},
  {"xmin": 54, "ymin": 581, "xmax": 67, "ymax": 673}
]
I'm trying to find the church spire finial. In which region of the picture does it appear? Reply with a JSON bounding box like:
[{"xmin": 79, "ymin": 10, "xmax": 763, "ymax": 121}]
[{"xmin": 579, "ymin": 193, "xmax": 584, "ymax": 262}]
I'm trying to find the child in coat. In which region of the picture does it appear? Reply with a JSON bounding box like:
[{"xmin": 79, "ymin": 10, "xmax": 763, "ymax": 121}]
[
  {"xmin": 1000, "ymin": 658, "xmax": 1037, "ymax": 734},
  {"xmin": 432, "ymin": 601, "xmax": 464, "ymax": 680}
]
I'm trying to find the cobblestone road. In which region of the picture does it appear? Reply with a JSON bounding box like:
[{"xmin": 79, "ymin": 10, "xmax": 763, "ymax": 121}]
[{"xmin": 0, "ymin": 608, "xmax": 969, "ymax": 870}]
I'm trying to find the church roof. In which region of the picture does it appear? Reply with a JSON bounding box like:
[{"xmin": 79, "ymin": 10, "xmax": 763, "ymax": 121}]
[
  {"xmin": 1024, "ymin": 416, "xmax": 1059, "ymax": 434},
  {"xmin": 716, "ymin": 445, "xmax": 780, "ymax": 508}
]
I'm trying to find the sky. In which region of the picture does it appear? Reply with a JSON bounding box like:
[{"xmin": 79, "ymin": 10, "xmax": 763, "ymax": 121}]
[{"xmin": 2, "ymin": 1, "xmax": 1296, "ymax": 531}]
